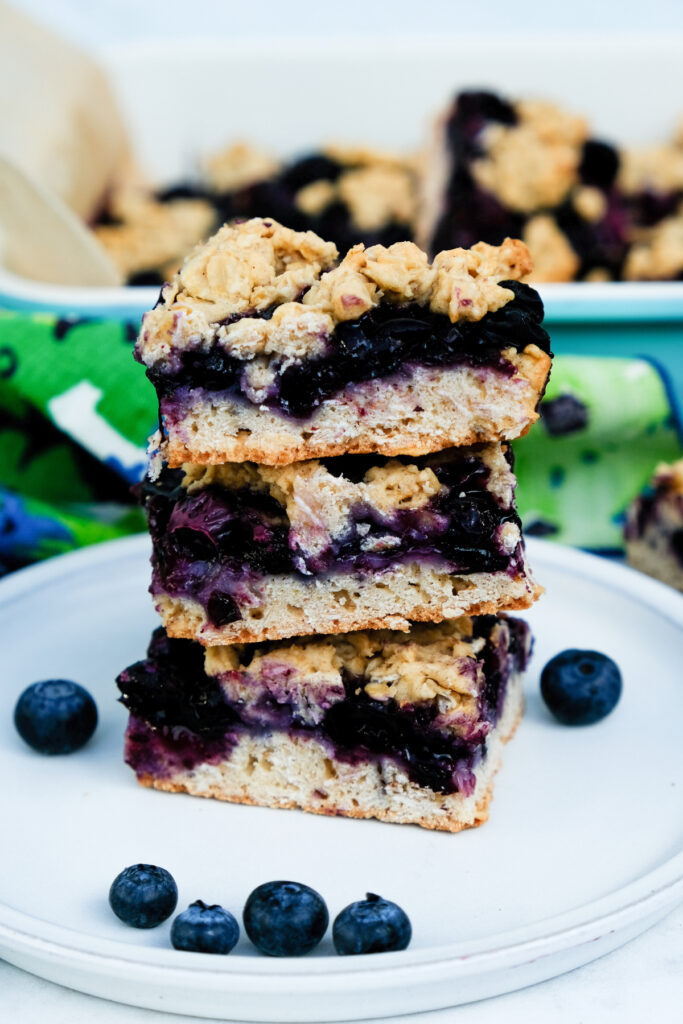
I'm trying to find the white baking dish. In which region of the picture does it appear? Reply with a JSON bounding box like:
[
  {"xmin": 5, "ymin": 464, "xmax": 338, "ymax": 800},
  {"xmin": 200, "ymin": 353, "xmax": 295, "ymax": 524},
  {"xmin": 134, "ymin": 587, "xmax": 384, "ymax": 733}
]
[{"xmin": 1, "ymin": 33, "xmax": 683, "ymax": 322}]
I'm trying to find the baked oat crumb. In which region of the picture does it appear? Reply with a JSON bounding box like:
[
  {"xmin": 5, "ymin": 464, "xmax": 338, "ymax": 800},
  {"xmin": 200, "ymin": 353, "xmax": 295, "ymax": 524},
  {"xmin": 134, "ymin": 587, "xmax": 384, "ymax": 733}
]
[
  {"xmin": 618, "ymin": 144, "xmax": 683, "ymax": 194},
  {"xmin": 623, "ymin": 206, "xmax": 683, "ymax": 281},
  {"xmin": 337, "ymin": 165, "xmax": 417, "ymax": 230},
  {"xmin": 95, "ymin": 187, "xmax": 216, "ymax": 280},
  {"xmin": 138, "ymin": 219, "xmax": 537, "ymax": 366},
  {"xmin": 429, "ymin": 239, "xmax": 530, "ymax": 320},
  {"xmin": 523, "ymin": 214, "xmax": 580, "ymax": 283},
  {"xmin": 363, "ymin": 462, "xmax": 441, "ymax": 511},
  {"xmin": 204, "ymin": 614, "xmax": 499, "ymax": 712},
  {"xmin": 203, "ymin": 141, "xmax": 280, "ymax": 193},
  {"xmin": 471, "ymin": 100, "xmax": 588, "ymax": 214},
  {"xmin": 573, "ymin": 186, "xmax": 608, "ymax": 223}
]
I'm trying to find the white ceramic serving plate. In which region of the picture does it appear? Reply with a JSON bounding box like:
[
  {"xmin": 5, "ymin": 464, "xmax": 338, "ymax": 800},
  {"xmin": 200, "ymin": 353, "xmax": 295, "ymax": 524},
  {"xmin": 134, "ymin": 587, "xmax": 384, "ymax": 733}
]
[
  {"xmin": 0, "ymin": 536, "xmax": 682, "ymax": 1020},
  {"xmin": 1, "ymin": 33, "xmax": 683, "ymax": 320}
]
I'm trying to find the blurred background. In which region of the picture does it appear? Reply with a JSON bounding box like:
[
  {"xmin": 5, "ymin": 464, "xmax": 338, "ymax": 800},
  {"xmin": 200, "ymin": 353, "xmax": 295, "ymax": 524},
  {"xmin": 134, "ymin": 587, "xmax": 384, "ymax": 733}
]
[
  {"xmin": 0, "ymin": 0, "xmax": 682, "ymax": 585},
  {"xmin": 11, "ymin": 0, "xmax": 683, "ymax": 45}
]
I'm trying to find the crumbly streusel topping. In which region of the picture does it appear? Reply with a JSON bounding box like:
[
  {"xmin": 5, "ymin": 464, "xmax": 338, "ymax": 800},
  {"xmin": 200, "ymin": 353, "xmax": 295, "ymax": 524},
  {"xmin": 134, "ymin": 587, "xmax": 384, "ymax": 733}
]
[
  {"xmin": 204, "ymin": 614, "xmax": 506, "ymax": 713},
  {"xmin": 523, "ymin": 214, "xmax": 580, "ymax": 283},
  {"xmin": 137, "ymin": 219, "xmax": 534, "ymax": 367},
  {"xmin": 573, "ymin": 186, "xmax": 608, "ymax": 223},
  {"xmin": 623, "ymin": 206, "xmax": 683, "ymax": 280},
  {"xmin": 296, "ymin": 164, "xmax": 417, "ymax": 231},
  {"xmin": 650, "ymin": 458, "xmax": 683, "ymax": 494},
  {"xmin": 95, "ymin": 187, "xmax": 216, "ymax": 279},
  {"xmin": 302, "ymin": 236, "xmax": 530, "ymax": 324},
  {"xmin": 203, "ymin": 142, "xmax": 280, "ymax": 193},
  {"xmin": 618, "ymin": 144, "xmax": 683, "ymax": 195},
  {"xmin": 471, "ymin": 99, "xmax": 588, "ymax": 214},
  {"xmin": 137, "ymin": 219, "xmax": 338, "ymax": 365},
  {"xmin": 218, "ymin": 305, "xmax": 334, "ymax": 360}
]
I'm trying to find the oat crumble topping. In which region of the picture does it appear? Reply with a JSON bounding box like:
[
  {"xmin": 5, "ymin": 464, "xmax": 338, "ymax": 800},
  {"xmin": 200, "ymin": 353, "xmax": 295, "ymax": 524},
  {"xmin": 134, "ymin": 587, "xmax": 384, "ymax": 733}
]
[
  {"xmin": 624, "ymin": 206, "xmax": 683, "ymax": 280},
  {"xmin": 95, "ymin": 187, "xmax": 216, "ymax": 280},
  {"xmin": 523, "ymin": 214, "xmax": 580, "ymax": 283},
  {"xmin": 472, "ymin": 100, "xmax": 588, "ymax": 214},
  {"xmin": 203, "ymin": 141, "xmax": 280, "ymax": 193},
  {"xmin": 137, "ymin": 219, "xmax": 534, "ymax": 367},
  {"xmin": 203, "ymin": 615, "xmax": 503, "ymax": 711}
]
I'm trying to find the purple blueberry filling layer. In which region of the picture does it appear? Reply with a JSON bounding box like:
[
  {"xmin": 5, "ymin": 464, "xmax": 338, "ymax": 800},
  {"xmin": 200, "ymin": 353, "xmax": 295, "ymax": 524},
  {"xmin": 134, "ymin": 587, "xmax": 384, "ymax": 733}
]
[
  {"xmin": 144, "ymin": 449, "xmax": 524, "ymax": 628},
  {"xmin": 430, "ymin": 90, "xmax": 629, "ymax": 278},
  {"xmin": 117, "ymin": 617, "xmax": 530, "ymax": 795},
  {"xmin": 142, "ymin": 282, "xmax": 550, "ymax": 421}
]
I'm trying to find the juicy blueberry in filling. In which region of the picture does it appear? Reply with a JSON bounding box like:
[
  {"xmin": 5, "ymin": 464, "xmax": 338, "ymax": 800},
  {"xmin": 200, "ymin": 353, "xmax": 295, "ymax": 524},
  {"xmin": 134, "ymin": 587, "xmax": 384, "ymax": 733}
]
[
  {"xmin": 117, "ymin": 616, "xmax": 530, "ymax": 794},
  {"xmin": 144, "ymin": 281, "xmax": 550, "ymax": 421},
  {"xmin": 143, "ymin": 448, "xmax": 524, "ymax": 627}
]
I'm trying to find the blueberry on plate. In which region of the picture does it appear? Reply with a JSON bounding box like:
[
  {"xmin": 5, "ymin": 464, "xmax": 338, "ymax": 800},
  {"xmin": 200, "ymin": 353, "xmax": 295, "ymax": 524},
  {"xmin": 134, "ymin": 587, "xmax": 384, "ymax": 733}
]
[
  {"xmin": 14, "ymin": 680, "xmax": 97, "ymax": 754},
  {"xmin": 109, "ymin": 864, "xmax": 178, "ymax": 928},
  {"xmin": 243, "ymin": 880, "xmax": 328, "ymax": 956},
  {"xmin": 333, "ymin": 893, "xmax": 412, "ymax": 955},
  {"xmin": 540, "ymin": 649, "xmax": 622, "ymax": 725},
  {"xmin": 171, "ymin": 900, "xmax": 240, "ymax": 954}
]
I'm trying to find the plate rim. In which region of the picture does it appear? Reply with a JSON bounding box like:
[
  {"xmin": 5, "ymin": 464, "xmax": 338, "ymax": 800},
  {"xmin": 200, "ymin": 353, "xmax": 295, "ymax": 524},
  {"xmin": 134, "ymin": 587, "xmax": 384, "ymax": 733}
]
[{"xmin": 0, "ymin": 534, "xmax": 682, "ymax": 987}]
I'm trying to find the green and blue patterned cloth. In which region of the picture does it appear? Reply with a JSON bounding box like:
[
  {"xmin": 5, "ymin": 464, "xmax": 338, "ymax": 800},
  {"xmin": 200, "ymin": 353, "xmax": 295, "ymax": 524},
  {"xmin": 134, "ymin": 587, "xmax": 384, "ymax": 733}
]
[{"xmin": 0, "ymin": 309, "xmax": 681, "ymax": 574}]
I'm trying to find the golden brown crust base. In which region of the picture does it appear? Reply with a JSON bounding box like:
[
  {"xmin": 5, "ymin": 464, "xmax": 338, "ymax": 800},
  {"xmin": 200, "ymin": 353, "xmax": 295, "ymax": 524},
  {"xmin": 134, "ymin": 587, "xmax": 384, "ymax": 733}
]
[
  {"xmin": 133, "ymin": 702, "xmax": 522, "ymax": 833},
  {"xmin": 156, "ymin": 582, "xmax": 542, "ymax": 646},
  {"xmin": 135, "ymin": 771, "xmax": 497, "ymax": 832}
]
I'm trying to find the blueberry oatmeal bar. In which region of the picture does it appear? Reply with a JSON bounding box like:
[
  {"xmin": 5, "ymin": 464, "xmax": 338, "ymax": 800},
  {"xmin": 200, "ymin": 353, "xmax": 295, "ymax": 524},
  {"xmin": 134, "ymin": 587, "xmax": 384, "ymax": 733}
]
[
  {"xmin": 136, "ymin": 218, "xmax": 552, "ymax": 467},
  {"xmin": 117, "ymin": 614, "xmax": 531, "ymax": 832},
  {"xmin": 625, "ymin": 459, "xmax": 683, "ymax": 591},
  {"xmin": 96, "ymin": 144, "xmax": 417, "ymax": 285},
  {"xmin": 144, "ymin": 444, "xmax": 539, "ymax": 644},
  {"xmin": 419, "ymin": 90, "xmax": 629, "ymax": 282},
  {"xmin": 236, "ymin": 145, "xmax": 419, "ymax": 254}
]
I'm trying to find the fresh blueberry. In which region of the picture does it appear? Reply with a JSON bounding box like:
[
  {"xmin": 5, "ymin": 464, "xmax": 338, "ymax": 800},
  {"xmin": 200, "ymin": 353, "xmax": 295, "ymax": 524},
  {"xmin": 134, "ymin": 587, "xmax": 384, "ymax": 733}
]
[
  {"xmin": 14, "ymin": 680, "xmax": 97, "ymax": 755},
  {"xmin": 540, "ymin": 650, "xmax": 622, "ymax": 725},
  {"xmin": 540, "ymin": 394, "xmax": 589, "ymax": 436},
  {"xmin": 579, "ymin": 139, "xmax": 620, "ymax": 189},
  {"xmin": 171, "ymin": 900, "xmax": 240, "ymax": 954},
  {"xmin": 243, "ymin": 881, "xmax": 328, "ymax": 956},
  {"xmin": 332, "ymin": 893, "xmax": 412, "ymax": 955},
  {"xmin": 109, "ymin": 864, "xmax": 178, "ymax": 928}
]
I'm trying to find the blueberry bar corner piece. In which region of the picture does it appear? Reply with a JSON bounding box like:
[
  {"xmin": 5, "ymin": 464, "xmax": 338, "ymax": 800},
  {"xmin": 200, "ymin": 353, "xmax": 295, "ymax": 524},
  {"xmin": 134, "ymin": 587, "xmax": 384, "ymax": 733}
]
[
  {"xmin": 136, "ymin": 217, "xmax": 552, "ymax": 467},
  {"xmin": 144, "ymin": 443, "xmax": 541, "ymax": 645},
  {"xmin": 625, "ymin": 459, "xmax": 683, "ymax": 592},
  {"xmin": 418, "ymin": 89, "xmax": 627, "ymax": 282},
  {"xmin": 117, "ymin": 614, "xmax": 531, "ymax": 832}
]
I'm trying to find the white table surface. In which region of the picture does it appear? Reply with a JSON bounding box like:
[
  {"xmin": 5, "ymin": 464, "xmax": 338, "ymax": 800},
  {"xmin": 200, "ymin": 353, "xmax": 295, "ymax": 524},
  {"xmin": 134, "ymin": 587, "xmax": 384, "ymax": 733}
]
[
  {"xmin": 1, "ymin": 903, "xmax": 682, "ymax": 1023},
  {"xmin": 3, "ymin": 2, "xmax": 683, "ymax": 1020}
]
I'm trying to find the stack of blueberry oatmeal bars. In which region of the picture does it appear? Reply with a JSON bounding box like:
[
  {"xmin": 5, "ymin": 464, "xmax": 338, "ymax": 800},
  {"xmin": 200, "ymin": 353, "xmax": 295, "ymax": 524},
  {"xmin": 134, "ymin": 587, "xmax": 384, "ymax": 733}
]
[{"xmin": 116, "ymin": 216, "xmax": 553, "ymax": 831}]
